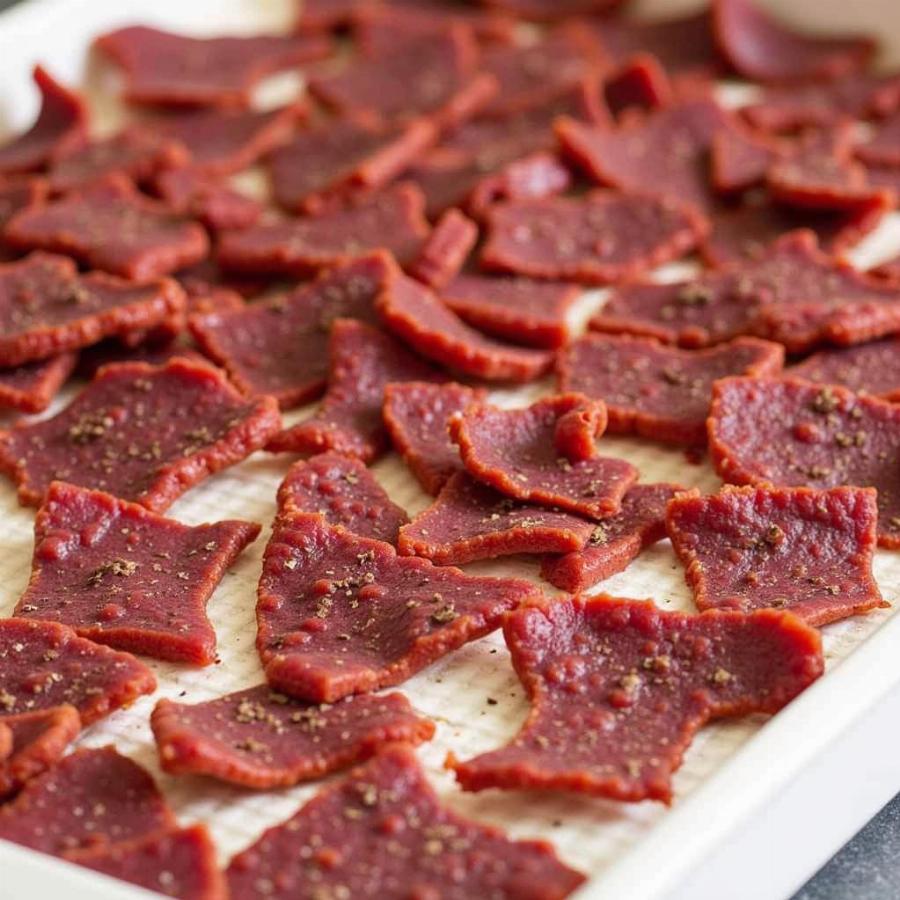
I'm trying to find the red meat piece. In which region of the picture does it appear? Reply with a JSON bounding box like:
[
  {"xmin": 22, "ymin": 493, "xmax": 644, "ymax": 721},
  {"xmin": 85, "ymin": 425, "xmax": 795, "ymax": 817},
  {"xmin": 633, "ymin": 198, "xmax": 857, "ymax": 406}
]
[
  {"xmin": 711, "ymin": 121, "xmax": 784, "ymax": 194},
  {"xmin": 0, "ymin": 357, "xmax": 281, "ymax": 510},
  {"xmin": 789, "ymin": 338, "xmax": 900, "ymax": 400},
  {"xmin": 709, "ymin": 376, "xmax": 900, "ymax": 547},
  {"xmin": 448, "ymin": 596, "xmax": 823, "ymax": 802},
  {"xmin": 153, "ymin": 168, "xmax": 263, "ymax": 232},
  {"xmin": 480, "ymin": 0, "xmax": 622, "ymax": 20},
  {"xmin": 541, "ymin": 483, "xmax": 688, "ymax": 592},
  {"xmin": 226, "ymin": 745, "xmax": 585, "ymax": 900},
  {"xmin": 450, "ymin": 394, "xmax": 638, "ymax": 519},
  {"xmin": 151, "ymin": 685, "xmax": 433, "ymax": 788},
  {"xmin": 668, "ymin": 485, "xmax": 885, "ymax": 626},
  {"xmin": 465, "ymin": 152, "xmax": 572, "ymax": 221},
  {"xmin": 557, "ymin": 334, "xmax": 784, "ymax": 445},
  {"xmin": 256, "ymin": 512, "xmax": 541, "ymax": 701},
  {"xmin": 0, "ymin": 66, "xmax": 87, "ymax": 175},
  {"xmin": 267, "ymin": 319, "xmax": 439, "ymax": 462},
  {"xmin": 277, "ymin": 452, "xmax": 408, "ymax": 543},
  {"xmin": 0, "ymin": 354, "xmax": 77, "ymax": 413},
  {"xmin": 856, "ymin": 110, "xmax": 900, "ymax": 168},
  {"xmin": 409, "ymin": 208, "xmax": 478, "ymax": 290},
  {"xmin": 604, "ymin": 53, "xmax": 673, "ymax": 118},
  {"xmin": 96, "ymin": 25, "xmax": 333, "ymax": 107},
  {"xmin": 76, "ymin": 340, "xmax": 206, "ymax": 381},
  {"xmin": 16, "ymin": 482, "xmax": 260, "ymax": 665}
]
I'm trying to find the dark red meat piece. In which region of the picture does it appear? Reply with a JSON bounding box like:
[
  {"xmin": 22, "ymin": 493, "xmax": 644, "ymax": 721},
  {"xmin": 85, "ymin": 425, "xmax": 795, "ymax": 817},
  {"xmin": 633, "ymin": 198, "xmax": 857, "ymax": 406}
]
[
  {"xmin": 226, "ymin": 745, "xmax": 584, "ymax": 900},
  {"xmin": 16, "ymin": 481, "xmax": 260, "ymax": 665},
  {"xmin": 267, "ymin": 319, "xmax": 439, "ymax": 461},
  {"xmin": 604, "ymin": 53, "xmax": 673, "ymax": 118},
  {"xmin": 190, "ymin": 254, "xmax": 389, "ymax": 409},
  {"xmin": 76, "ymin": 340, "xmax": 206, "ymax": 381},
  {"xmin": 0, "ymin": 618, "xmax": 155, "ymax": 725},
  {"xmin": 0, "ymin": 353, "xmax": 77, "ymax": 413},
  {"xmin": 277, "ymin": 452, "xmax": 407, "ymax": 543},
  {"xmin": 557, "ymin": 334, "xmax": 784, "ymax": 445},
  {"xmin": 376, "ymin": 271, "xmax": 553, "ymax": 381},
  {"xmin": 857, "ymin": 110, "xmax": 900, "ymax": 168},
  {"xmin": 383, "ymin": 380, "xmax": 486, "ymax": 494},
  {"xmin": 0, "ymin": 175, "xmax": 47, "ymax": 229},
  {"xmin": 450, "ymin": 394, "xmax": 638, "ymax": 520},
  {"xmin": 712, "ymin": 0, "xmax": 875, "ymax": 84},
  {"xmin": 0, "ymin": 66, "xmax": 87, "ymax": 175},
  {"xmin": 217, "ymin": 183, "xmax": 430, "ymax": 276},
  {"xmin": 466, "ymin": 152, "xmax": 572, "ymax": 221},
  {"xmin": 5, "ymin": 175, "xmax": 209, "ymax": 280},
  {"xmin": 480, "ymin": 0, "xmax": 622, "ymax": 20},
  {"xmin": 256, "ymin": 512, "xmax": 540, "ymax": 701},
  {"xmin": 0, "ymin": 357, "xmax": 281, "ymax": 510},
  {"xmin": 96, "ymin": 25, "xmax": 333, "ymax": 107},
  {"xmin": 789, "ymin": 338, "xmax": 900, "ymax": 400},
  {"xmin": 0, "ymin": 706, "xmax": 80, "ymax": 799},
  {"xmin": 448, "ymin": 596, "xmax": 823, "ymax": 802},
  {"xmin": 409, "ymin": 208, "xmax": 478, "ymax": 290},
  {"xmin": 668, "ymin": 485, "xmax": 885, "ymax": 626},
  {"xmin": 151, "ymin": 685, "xmax": 433, "ymax": 788},
  {"xmin": 153, "ymin": 168, "xmax": 263, "ymax": 232},
  {"xmin": 709, "ymin": 376, "xmax": 900, "ymax": 547},
  {"xmin": 541, "ymin": 483, "xmax": 688, "ymax": 592},
  {"xmin": 711, "ymin": 121, "xmax": 784, "ymax": 194}
]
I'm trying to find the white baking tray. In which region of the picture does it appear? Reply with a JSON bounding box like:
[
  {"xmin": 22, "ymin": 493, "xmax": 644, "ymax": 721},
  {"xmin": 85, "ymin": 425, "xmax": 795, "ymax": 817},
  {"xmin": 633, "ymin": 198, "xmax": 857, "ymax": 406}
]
[{"xmin": 0, "ymin": 1, "xmax": 899, "ymax": 899}]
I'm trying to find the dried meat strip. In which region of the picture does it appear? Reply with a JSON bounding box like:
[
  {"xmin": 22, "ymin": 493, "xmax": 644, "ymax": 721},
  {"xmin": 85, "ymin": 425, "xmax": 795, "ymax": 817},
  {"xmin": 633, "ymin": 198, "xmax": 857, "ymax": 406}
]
[
  {"xmin": 788, "ymin": 338, "xmax": 900, "ymax": 400},
  {"xmin": 409, "ymin": 208, "xmax": 478, "ymax": 290},
  {"xmin": 0, "ymin": 353, "xmax": 77, "ymax": 413},
  {"xmin": 604, "ymin": 53, "xmax": 673, "ymax": 118},
  {"xmin": 711, "ymin": 120, "xmax": 784, "ymax": 195},
  {"xmin": 0, "ymin": 706, "xmax": 80, "ymax": 799}
]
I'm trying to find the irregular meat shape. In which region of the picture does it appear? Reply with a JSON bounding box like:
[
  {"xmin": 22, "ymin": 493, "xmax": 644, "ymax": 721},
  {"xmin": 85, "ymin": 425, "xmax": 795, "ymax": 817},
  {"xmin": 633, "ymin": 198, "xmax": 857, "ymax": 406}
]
[
  {"xmin": 217, "ymin": 183, "xmax": 430, "ymax": 276},
  {"xmin": 711, "ymin": 120, "xmax": 784, "ymax": 194},
  {"xmin": 712, "ymin": 0, "xmax": 875, "ymax": 84},
  {"xmin": 76, "ymin": 340, "xmax": 206, "ymax": 380},
  {"xmin": 383, "ymin": 380, "xmax": 485, "ymax": 494},
  {"xmin": 191, "ymin": 254, "xmax": 389, "ymax": 409},
  {"xmin": 226, "ymin": 745, "xmax": 584, "ymax": 900},
  {"xmin": 557, "ymin": 334, "xmax": 784, "ymax": 445},
  {"xmin": 0, "ymin": 618, "xmax": 154, "ymax": 725},
  {"xmin": 708, "ymin": 377, "xmax": 900, "ymax": 547},
  {"xmin": 96, "ymin": 24, "xmax": 333, "ymax": 107},
  {"xmin": 16, "ymin": 482, "xmax": 260, "ymax": 665},
  {"xmin": 0, "ymin": 357, "xmax": 281, "ymax": 510},
  {"xmin": 557, "ymin": 99, "xmax": 732, "ymax": 212},
  {"xmin": 399, "ymin": 472, "xmax": 596, "ymax": 565},
  {"xmin": 0, "ymin": 746, "xmax": 173, "ymax": 854},
  {"xmin": 604, "ymin": 53, "xmax": 673, "ymax": 118},
  {"xmin": 855, "ymin": 110, "xmax": 900, "ymax": 168},
  {"xmin": 481, "ymin": 0, "xmax": 621, "ymax": 20},
  {"xmin": 480, "ymin": 191, "xmax": 706, "ymax": 284},
  {"xmin": 277, "ymin": 452, "xmax": 407, "ymax": 543},
  {"xmin": 541, "ymin": 483, "xmax": 687, "ymax": 592},
  {"xmin": 0, "ymin": 354, "xmax": 77, "ymax": 414},
  {"xmin": 0, "ymin": 175, "xmax": 47, "ymax": 231},
  {"xmin": 466, "ymin": 151, "xmax": 573, "ymax": 220},
  {"xmin": 376, "ymin": 272, "xmax": 553, "ymax": 381},
  {"xmin": 0, "ymin": 66, "xmax": 87, "ymax": 175},
  {"xmin": 450, "ymin": 394, "xmax": 638, "ymax": 519},
  {"xmin": 442, "ymin": 273, "xmax": 581, "ymax": 349},
  {"xmin": 267, "ymin": 319, "xmax": 440, "ymax": 461},
  {"xmin": 449, "ymin": 596, "xmax": 823, "ymax": 802},
  {"xmin": 0, "ymin": 252, "xmax": 186, "ymax": 367},
  {"xmin": 153, "ymin": 167, "xmax": 263, "ymax": 232},
  {"xmin": 5, "ymin": 175, "xmax": 209, "ymax": 281},
  {"xmin": 668, "ymin": 485, "xmax": 885, "ymax": 626},
  {"xmin": 409, "ymin": 208, "xmax": 478, "ymax": 290},
  {"xmin": 0, "ymin": 706, "xmax": 81, "ymax": 799},
  {"xmin": 789, "ymin": 338, "xmax": 900, "ymax": 400},
  {"xmin": 151, "ymin": 685, "xmax": 433, "ymax": 788},
  {"xmin": 256, "ymin": 512, "xmax": 541, "ymax": 701}
]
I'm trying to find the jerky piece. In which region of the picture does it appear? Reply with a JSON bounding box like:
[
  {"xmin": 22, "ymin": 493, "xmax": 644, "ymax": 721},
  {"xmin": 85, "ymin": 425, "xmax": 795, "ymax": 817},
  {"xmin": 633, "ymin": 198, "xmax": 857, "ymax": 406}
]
[
  {"xmin": 76, "ymin": 340, "xmax": 207, "ymax": 381},
  {"xmin": 0, "ymin": 746, "xmax": 173, "ymax": 855},
  {"xmin": 443, "ymin": 274, "xmax": 580, "ymax": 349},
  {"xmin": 708, "ymin": 377, "xmax": 900, "ymax": 547},
  {"xmin": 0, "ymin": 354, "xmax": 77, "ymax": 413},
  {"xmin": 556, "ymin": 98, "xmax": 732, "ymax": 212},
  {"xmin": 450, "ymin": 394, "xmax": 638, "ymax": 519},
  {"xmin": 480, "ymin": 191, "xmax": 706, "ymax": 285},
  {"xmin": 376, "ymin": 272, "xmax": 552, "ymax": 381},
  {"xmin": 480, "ymin": 0, "xmax": 621, "ymax": 20},
  {"xmin": 789, "ymin": 338, "xmax": 900, "ymax": 400},
  {"xmin": 67, "ymin": 825, "xmax": 226, "ymax": 900},
  {"xmin": 153, "ymin": 168, "xmax": 263, "ymax": 232},
  {"xmin": 0, "ymin": 618, "xmax": 155, "ymax": 725},
  {"xmin": 541, "ymin": 483, "xmax": 687, "ymax": 592},
  {"xmin": 226, "ymin": 745, "xmax": 584, "ymax": 900},
  {"xmin": 856, "ymin": 111, "xmax": 900, "ymax": 168},
  {"xmin": 712, "ymin": 0, "xmax": 875, "ymax": 84},
  {"xmin": 448, "ymin": 596, "xmax": 823, "ymax": 803},
  {"xmin": 466, "ymin": 151, "xmax": 572, "ymax": 221},
  {"xmin": 256, "ymin": 512, "xmax": 540, "ymax": 701},
  {"xmin": 711, "ymin": 121, "xmax": 784, "ymax": 194},
  {"xmin": 191, "ymin": 254, "xmax": 388, "ymax": 409},
  {"xmin": 557, "ymin": 334, "xmax": 784, "ymax": 445},
  {"xmin": 267, "ymin": 319, "xmax": 439, "ymax": 461},
  {"xmin": 399, "ymin": 472, "xmax": 596, "ymax": 565},
  {"xmin": 668, "ymin": 485, "xmax": 885, "ymax": 626},
  {"xmin": 0, "ymin": 357, "xmax": 281, "ymax": 510},
  {"xmin": 277, "ymin": 452, "xmax": 407, "ymax": 543},
  {"xmin": 0, "ymin": 175, "xmax": 47, "ymax": 228},
  {"xmin": 604, "ymin": 53, "xmax": 673, "ymax": 118},
  {"xmin": 16, "ymin": 482, "xmax": 260, "ymax": 665},
  {"xmin": 0, "ymin": 66, "xmax": 87, "ymax": 175},
  {"xmin": 5, "ymin": 176, "xmax": 209, "ymax": 281},
  {"xmin": 267, "ymin": 117, "xmax": 436, "ymax": 213},
  {"xmin": 0, "ymin": 706, "xmax": 81, "ymax": 799},
  {"xmin": 96, "ymin": 25, "xmax": 332, "ymax": 107},
  {"xmin": 409, "ymin": 209, "xmax": 478, "ymax": 290},
  {"xmin": 0, "ymin": 252, "xmax": 186, "ymax": 367},
  {"xmin": 218, "ymin": 183, "xmax": 430, "ymax": 276},
  {"xmin": 383, "ymin": 381, "xmax": 485, "ymax": 494},
  {"xmin": 151, "ymin": 685, "xmax": 433, "ymax": 788}
]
